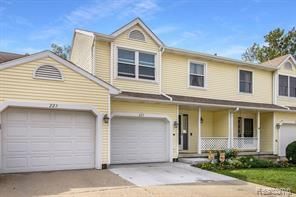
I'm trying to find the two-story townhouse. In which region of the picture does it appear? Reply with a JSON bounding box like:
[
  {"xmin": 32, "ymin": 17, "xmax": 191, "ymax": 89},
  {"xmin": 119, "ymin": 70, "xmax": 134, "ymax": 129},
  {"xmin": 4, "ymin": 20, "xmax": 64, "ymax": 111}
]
[
  {"xmin": 0, "ymin": 18, "xmax": 295, "ymax": 173},
  {"xmin": 71, "ymin": 18, "xmax": 296, "ymax": 166}
]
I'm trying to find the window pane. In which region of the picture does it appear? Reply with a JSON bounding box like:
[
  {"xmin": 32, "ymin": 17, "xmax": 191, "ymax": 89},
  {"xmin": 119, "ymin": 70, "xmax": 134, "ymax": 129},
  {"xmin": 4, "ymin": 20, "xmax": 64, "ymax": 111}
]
[
  {"xmin": 290, "ymin": 77, "xmax": 296, "ymax": 97},
  {"xmin": 139, "ymin": 66, "xmax": 155, "ymax": 80},
  {"xmin": 190, "ymin": 75, "xmax": 204, "ymax": 87},
  {"xmin": 139, "ymin": 53, "xmax": 155, "ymax": 67},
  {"xmin": 118, "ymin": 63, "xmax": 135, "ymax": 78},
  {"xmin": 279, "ymin": 75, "xmax": 288, "ymax": 96},
  {"xmin": 240, "ymin": 70, "xmax": 252, "ymax": 82},
  {"xmin": 244, "ymin": 118, "xmax": 254, "ymax": 137},
  {"xmin": 239, "ymin": 70, "xmax": 252, "ymax": 93},
  {"xmin": 118, "ymin": 49, "xmax": 135, "ymax": 64},
  {"xmin": 190, "ymin": 63, "xmax": 204, "ymax": 75}
]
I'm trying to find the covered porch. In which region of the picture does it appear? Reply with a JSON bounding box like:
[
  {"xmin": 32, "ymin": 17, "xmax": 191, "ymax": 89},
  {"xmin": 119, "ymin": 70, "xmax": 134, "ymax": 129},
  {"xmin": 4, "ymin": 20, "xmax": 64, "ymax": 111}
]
[{"xmin": 178, "ymin": 105, "xmax": 274, "ymax": 155}]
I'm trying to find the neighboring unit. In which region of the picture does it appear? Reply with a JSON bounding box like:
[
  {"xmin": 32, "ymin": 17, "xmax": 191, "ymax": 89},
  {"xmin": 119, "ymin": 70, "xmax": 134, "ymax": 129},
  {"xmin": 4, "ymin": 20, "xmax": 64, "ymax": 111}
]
[{"xmin": 0, "ymin": 18, "xmax": 296, "ymax": 173}]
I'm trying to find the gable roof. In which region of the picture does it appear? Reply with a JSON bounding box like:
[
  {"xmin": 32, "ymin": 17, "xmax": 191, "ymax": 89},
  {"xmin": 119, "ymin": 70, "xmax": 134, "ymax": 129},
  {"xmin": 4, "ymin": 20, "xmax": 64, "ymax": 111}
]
[
  {"xmin": 75, "ymin": 18, "xmax": 280, "ymax": 71},
  {"xmin": 0, "ymin": 50, "xmax": 120, "ymax": 95},
  {"xmin": 260, "ymin": 54, "xmax": 296, "ymax": 69},
  {"xmin": 0, "ymin": 51, "xmax": 26, "ymax": 63},
  {"xmin": 111, "ymin": 17, "xmax": 164, "ymax": 46}
]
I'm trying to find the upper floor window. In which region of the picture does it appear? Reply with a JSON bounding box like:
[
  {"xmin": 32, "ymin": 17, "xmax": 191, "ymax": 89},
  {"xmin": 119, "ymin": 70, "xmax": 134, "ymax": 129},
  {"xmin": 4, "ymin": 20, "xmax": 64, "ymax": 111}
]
[
  {"xmin": 117, "ymin": 48, "xmax": 155, "ymax": 80},
  {"xmin": 189, "ymin": 61, "xmax": 206, "ymax": 87},
  {"xmin": 279, "ymin": 74, "xmax": 296, "ymax": 97},
  {"xmin": 129, "ymin": 30, "xmax": 145, "ymax": 41},
  {"xmin": 239, "ymin": 70, "xmax": 253, "ymax": 93},
  {"xmin": 34, "ymin": 65, "xmax": 63, "ymax": 80},
  {"xmin": 118, "ymin": 49, "xmax": 136, "ymax": 78}
]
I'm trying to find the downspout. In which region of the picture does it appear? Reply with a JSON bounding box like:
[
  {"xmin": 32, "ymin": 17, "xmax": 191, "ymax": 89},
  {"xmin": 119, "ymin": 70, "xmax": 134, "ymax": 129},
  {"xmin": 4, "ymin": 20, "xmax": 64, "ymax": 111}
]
[
  {"xmin": 91, "ymin": 34, "xmax": 96, "ymax": 75},
  {"xmin": 159, "ymin": 46, "xmax": 165, "ymax": 94},
  {"xmin": 161, "ymin": 92, "xmax": 172, "ymax": 101}
]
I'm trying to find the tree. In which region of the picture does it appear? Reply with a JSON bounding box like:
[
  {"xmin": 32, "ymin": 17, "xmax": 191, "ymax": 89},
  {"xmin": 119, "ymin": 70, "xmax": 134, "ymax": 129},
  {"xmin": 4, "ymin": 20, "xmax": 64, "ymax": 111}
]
[
  {"xmin": 242, "ymin": 27, "xmax": 296, "ymax": 63},
  {"xmin": 50, "ymin": 43, "xmax": 71, "ymax": 60}
]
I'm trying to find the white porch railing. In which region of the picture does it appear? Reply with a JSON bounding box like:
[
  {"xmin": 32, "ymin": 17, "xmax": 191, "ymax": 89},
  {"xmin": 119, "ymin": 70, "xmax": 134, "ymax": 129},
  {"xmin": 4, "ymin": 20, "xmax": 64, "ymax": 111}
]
[
  {"xmin": 201, "ymin": 137, "xmax": 258, "ymax": 151},
  {"xmin": 233, "ymin": 137, "xmax": 258, "ymax": 150},
  {"xmin": 201, "ymin": 137, "xmax": 228, "ymax": 150}
]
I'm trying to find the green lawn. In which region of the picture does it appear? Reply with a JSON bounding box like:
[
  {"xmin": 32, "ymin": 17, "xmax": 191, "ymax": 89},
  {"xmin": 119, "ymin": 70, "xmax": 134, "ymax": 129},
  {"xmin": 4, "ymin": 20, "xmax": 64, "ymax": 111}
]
[{"xmin": 216, "ymin": 167, "xmax": 296, "ymax": 193}]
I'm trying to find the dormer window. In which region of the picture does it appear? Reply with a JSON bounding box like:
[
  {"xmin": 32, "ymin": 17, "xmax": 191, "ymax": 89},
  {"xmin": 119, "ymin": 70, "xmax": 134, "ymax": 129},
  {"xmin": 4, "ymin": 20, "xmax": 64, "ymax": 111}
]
[
  {"xmin": 117, "ymin": 48, "xmax": 156, "ymax": 81},
  {"xmin": 129, "ymin": 30, "xmax": 145, "ymax": 41},
  {"xmin": 34, "ymin": 65, "xmax": 63, "ymax": 80}
]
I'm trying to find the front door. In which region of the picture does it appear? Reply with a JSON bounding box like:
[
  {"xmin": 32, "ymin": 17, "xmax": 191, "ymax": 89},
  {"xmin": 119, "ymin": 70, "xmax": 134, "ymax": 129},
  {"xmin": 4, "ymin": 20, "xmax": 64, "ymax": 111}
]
[{"xmin": 178, "ymin": 114, "xmax": 189, "ymax": 150}]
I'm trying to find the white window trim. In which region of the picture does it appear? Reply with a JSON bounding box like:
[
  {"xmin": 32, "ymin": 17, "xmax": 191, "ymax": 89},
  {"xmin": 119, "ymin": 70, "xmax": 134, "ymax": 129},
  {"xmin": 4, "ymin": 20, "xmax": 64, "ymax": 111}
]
[
  {"xmin": 188, "ymin": 60, "xmax": 207, "ymax": 90},
  {"xmin": 114, "ymin": 45, "xmax": 159, "ymax": 83},
  {"xmin": 238, "ymin": 68, "xmax": 254, "ymax": 95},
  {"xmin": 33, "ymin": 64, "xmax": 64, "ymax": 81},
  {"xmin": 128, "ymin": 29, "xmax": 146, "ymax": 42},
  {"xmin": 278, "ymin": 73, "xmax": 296, "ymax": 99}
]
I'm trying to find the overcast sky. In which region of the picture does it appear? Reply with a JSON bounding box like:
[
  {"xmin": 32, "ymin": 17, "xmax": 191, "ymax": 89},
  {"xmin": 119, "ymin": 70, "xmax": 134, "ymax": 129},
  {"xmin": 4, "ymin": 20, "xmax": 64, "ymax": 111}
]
[{"xmin": 0, "ymin": 0, "xmax": 295, "ymax": 59}]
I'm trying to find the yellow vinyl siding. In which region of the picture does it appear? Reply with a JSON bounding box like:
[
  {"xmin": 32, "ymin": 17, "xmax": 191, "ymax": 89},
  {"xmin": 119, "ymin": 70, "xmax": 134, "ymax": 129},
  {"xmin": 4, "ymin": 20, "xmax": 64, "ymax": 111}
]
[
  {"xmin": 111, "ymin": 100, "xmax": 178, "ymax": 158},
  {"xmin": 70, "ymin": 32, "xmax": 94, "ymax": 73},
  {"xmin": 95, "ymin": 41, "xmax": 111, "ymax": 82},
  {"xmin": 162, "ymin": 52, "xmax": 273, "ymax": 103},
  {"xmin": 0, "ymin": 57, "xmax": 110, "ymax": 164},
  {"xmin": 112, "ymin": 24, "xmax": 160, "ymax": 94},
  {"xmin": 260, "ymin": 112, "xmax": 274, "ymax": 152}
]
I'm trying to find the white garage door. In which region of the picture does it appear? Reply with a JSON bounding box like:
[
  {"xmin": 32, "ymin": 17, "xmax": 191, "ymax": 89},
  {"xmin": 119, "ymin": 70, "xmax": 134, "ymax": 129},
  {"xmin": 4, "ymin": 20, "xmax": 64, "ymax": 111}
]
[
  {"xmin": 111, "ymin": 117, "xmax": 169, "ymax": 164},
  {"xmin": 279, "ymin": 124, "xmax": 296, "ymax": 156},
  {"xmin": 2, "ymin": 108, "xmax": 95, "ymax": 173}
]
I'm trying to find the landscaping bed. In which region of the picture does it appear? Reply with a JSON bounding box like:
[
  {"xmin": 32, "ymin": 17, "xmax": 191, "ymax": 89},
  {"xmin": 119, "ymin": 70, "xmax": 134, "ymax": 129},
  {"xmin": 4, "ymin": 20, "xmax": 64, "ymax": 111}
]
[{"xmin": 194, "ymin": 149, "xmax": 296, "ymax": 194}]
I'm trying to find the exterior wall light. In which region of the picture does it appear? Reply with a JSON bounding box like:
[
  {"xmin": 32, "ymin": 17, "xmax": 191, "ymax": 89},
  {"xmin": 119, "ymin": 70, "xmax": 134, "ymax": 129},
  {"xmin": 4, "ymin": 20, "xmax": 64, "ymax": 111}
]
[
  {"xmin": 200, "ymin": 117, "xmax": 204, "ymax": 124},
  {"xmin": 173, "ymin": 121, "xmax": 179, "ymax": 128},
  {"xmin": 103, "ymin": 114, "xmax": 110, "ymax": 123}
]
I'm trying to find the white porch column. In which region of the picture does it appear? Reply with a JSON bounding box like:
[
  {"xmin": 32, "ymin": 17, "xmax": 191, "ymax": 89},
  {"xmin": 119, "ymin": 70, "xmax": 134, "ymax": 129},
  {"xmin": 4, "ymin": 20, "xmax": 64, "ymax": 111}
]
[
  {"xmin": 228, "ymin": 110, "xmax": 234, "ymax": 149},
  {"xmin": 197, "ymin": 107, "xmax": 201, "ymax": 154},
  {"xmin": 257, "ymin": 111, "xmax": 261, "ymax": 153}
]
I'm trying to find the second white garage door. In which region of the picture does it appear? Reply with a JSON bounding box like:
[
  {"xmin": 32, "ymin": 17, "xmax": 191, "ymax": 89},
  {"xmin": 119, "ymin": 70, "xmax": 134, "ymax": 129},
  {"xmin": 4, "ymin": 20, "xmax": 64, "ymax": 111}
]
[
  {"xmin": 2, "ymin": 107, "xmax": 95, "ymax": 173},
  {"xmin": 111, "ymin": 117, "xmax": 169, "ymax": 164},
  {"xmin": 279, "ymin": 124, "xmax": 296, "ymax": 156}
]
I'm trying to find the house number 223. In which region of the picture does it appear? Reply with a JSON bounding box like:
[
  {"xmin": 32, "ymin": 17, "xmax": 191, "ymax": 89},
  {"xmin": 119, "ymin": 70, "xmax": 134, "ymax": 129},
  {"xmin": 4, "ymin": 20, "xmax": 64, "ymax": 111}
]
[{"xmin": 49, "ymin": 104, "xmax": 58, "ymax": 108}]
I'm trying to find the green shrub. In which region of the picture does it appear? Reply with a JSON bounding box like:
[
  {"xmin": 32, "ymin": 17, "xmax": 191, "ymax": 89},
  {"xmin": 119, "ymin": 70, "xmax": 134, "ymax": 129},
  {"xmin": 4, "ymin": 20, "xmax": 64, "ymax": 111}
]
[
  {"xmin": 225, "ymin": 149, "xmax": 239, "ymax": 159},
  {"xmin": 286, "ymin": 141, "xmax": 296, "ymax": 164},
  {"xmin": 238, "ymin": 156, "xmax": 274, "ymax": 168}
]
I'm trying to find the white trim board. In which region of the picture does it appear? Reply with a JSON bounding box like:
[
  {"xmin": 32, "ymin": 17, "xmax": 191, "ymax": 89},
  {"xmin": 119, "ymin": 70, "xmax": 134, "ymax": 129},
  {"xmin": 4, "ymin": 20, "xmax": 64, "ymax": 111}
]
[{"xmin": 0, "ymin": 50, "xmax": 120, "ymax": 95}]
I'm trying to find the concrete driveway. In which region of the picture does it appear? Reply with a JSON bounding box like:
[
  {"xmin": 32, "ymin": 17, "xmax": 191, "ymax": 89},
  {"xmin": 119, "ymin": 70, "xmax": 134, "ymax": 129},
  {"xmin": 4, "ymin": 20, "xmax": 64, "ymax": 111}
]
[
  {"xmin": 0, "ymin": 163, "xmax": 287, "ymax": 197},
  {"xmin": 110, "ymin": 162, "xmax": 236, "ymax": 186}
]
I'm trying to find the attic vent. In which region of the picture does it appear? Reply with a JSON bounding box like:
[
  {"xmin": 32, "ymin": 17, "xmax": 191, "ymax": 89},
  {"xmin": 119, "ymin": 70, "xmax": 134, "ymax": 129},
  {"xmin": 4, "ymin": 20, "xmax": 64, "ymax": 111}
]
[
  {"xmin": 34, "ymin": 65, "xmax": 63, "ymax": 80},
  {"xmin": 129, "ymin": 30, "xmax": 145, "ymax": 41}
]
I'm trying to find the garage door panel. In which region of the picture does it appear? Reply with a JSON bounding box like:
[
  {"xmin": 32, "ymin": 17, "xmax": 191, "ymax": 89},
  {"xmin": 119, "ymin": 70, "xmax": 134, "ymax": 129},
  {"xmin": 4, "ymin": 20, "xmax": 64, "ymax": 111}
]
[
  {"xmin": 30, "ymin": 127, "xmax": 51, "ymax": 137},
  {"xmin": 2, "ymin": 108, "xmax": 95, "ymax": 173},
  {"xmin": 111, "ymin": 117, "xmax": 169, "ymax": 164},
  {"xmin": 30, "ymin": 110, "xmax": 52, "ymax": 122},
  {"xmin": 4, "ymin": 141, "xmax": 29, "ymax": 153},
  {"xmin": 4, "ymin": 157, "xmax": 28, "ymax": 169},
  {"xmin": 3, "ymin": 126, "xmax": 27, "ymax": 138}
]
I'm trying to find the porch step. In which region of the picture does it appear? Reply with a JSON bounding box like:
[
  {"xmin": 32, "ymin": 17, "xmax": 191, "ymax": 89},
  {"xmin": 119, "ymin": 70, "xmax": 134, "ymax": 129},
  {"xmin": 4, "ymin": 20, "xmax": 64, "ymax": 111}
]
[
  {"xmin": 179, "ymin": 153, "xmax": 208, "ymax": 158},
  {"xmin": 179, "ymin": 158, "xmax": 210, "ymax": 165}
]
